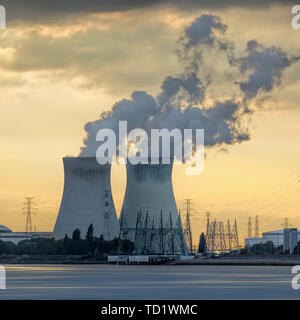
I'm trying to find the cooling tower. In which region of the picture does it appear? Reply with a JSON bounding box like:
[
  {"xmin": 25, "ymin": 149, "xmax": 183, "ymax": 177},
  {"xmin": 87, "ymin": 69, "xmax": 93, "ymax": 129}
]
[
  {"xmin": 53, "ymin": 157, "xmax": 119, "ymax": 240},
  {"xmin": 120, "ymin": 158, "xmax": 188, "ymax": 255}
]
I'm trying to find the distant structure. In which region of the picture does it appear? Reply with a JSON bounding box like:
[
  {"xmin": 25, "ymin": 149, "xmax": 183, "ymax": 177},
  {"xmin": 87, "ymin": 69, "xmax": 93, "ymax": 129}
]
[
  {"xmin": 53, "ymin": 157, "xmax": 120, "ymax": 240},
  {"xmin": 22, "ymin": 197, "xmax": 35, "ymax": 233},
  {"xmin": 250, "ymin": 229, "xmax": 300, "ymax": 248},
  {"xmin": 182, "ymin": 199, "xmax": 194, "ymax": 254},
  {"xmin": 255, "ymin": 215, "xmax": 259, "ymax": 237},
  {"xmin": 262, "ymin": 230, "xmax": 284, "ymax": 247},
  {"xmin": 206, "ymin": 216, "xmax": 239, "ymax": 253},
  {"xmin": 248, "ymin": 217, "xmax": 252, "ymax": 238},
  {"xmin": 119, "ymin": 159, "xmax": 188, "ymax": 255},
  {"xmin": 0, "ymin": 225, "xmax": 52, "ymax": 244},
  {"xmin": 244, "ymin": 236, "xmax": 262, "ymax": 247},
  {"xmin": 206, "ymin": 212, "xmax": 210, "ymax": 237},
  {"xmin": 120, "ymin": 210, "xmax": 187, "ymax": 255},
  {"xmin": 282, "ymin": 218, "xmax": 291, "ymax": 229},
  {"xmin": 283, "ymin": 228, "xmax": 298, "ymax": 254}
]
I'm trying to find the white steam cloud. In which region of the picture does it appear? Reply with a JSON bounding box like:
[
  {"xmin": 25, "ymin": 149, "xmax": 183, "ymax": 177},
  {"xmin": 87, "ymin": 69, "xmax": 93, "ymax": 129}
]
[{"xmin": 79, "ymin": 14, "xmax": 299, "ymax": 157}]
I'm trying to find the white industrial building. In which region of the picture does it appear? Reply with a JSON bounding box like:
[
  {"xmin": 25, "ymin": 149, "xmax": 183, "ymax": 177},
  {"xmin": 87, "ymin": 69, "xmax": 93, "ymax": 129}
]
[
  {"xmin": 244, "ymin": 237, "xmax": 262, "ymax": 247},
  {"xmin": 245, "ymin": 229, "xmax": 300, "ymax": 250},
  {"xmin": 261, "ymin": 230, "xmax": 284, "ymax": 247},
  {"xmin": 53, "ymin": 157, "xmax": 120, "ymax": 240},
  {"xmin": 0, "ymin": 225, "xmax": 52, "ymax": 244}
]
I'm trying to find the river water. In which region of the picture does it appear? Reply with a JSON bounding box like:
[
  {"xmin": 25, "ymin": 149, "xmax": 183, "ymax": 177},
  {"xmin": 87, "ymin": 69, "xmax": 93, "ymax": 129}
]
[{"xmin": 0, "ymin": 264, "xmax": 299, "ymax": 299}]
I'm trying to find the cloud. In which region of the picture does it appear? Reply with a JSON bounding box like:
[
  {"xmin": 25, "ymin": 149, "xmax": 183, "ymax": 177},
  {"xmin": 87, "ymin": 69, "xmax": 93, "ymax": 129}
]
[
  {"xmin": 183, "ymin": 14, "xmax": 227, "ymax": 49},
  {"xmin": 81, "ymin": 91, "xmax": 159, "ymax": 156},
  {"xmin": 79, "ymin": 14, "xmax": 299, "ymax": 158},
  {"xmin": 2, "ymin": 0, "xmax": 295, "ymax": 24},
  {"xmin": 0, "ymin": 21, "xmax": 178, "ymax": 95},
  {"xmin": 158, "ymin": 72, "xmax": 206, "ymax": 108},
  {"xmin": 234, "ymin": 40, "xmax": 300, "ymax": 100}
]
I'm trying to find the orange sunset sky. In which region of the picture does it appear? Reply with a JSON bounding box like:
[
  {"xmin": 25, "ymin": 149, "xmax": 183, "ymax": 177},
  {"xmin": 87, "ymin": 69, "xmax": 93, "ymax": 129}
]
[{"xmin": 0, "ymin": 1, "xmax": 299, "ymax": 244}]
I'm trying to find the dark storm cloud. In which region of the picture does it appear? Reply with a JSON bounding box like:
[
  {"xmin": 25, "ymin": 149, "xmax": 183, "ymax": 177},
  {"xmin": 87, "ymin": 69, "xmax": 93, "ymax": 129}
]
[{"xmin": 2, "ymin": 0, "xmax": 295, "ymax": 23}]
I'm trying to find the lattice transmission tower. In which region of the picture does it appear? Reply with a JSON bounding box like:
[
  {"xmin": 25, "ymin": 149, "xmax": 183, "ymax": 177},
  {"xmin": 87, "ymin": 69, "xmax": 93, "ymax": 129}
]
[
  {"xmin": 248, "ymin": 217, "xmax": 252, "ymax": 238},
  {"xmin": 255, "ymin": 215, "xmax": 259, "ymax": 237},
  {"xmin": 182, "ymin": 199, "xmax": 194, "ymax": 254},
  {"xmin": 22, "ymin": 197, "xmax": 36, "ymax": 233},
  {"xmin": 206, "ymin": 215, "xmax": 240, "ymax": 253},
  {"xmin": 282, "ymin": 218, "xmax": 291, "ymax": 229}
]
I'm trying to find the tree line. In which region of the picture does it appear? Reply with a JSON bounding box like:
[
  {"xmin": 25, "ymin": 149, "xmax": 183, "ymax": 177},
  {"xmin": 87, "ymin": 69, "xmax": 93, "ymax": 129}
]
[{"xmin": 0, "ymin": 224, "xmax": 134, "ymax": 258}]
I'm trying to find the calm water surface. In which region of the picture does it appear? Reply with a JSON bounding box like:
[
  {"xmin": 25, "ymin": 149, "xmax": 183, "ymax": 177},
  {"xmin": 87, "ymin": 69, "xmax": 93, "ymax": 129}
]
[{"xmin": 0, "ymin": 264, "xmax": 299, "ymax": 299}]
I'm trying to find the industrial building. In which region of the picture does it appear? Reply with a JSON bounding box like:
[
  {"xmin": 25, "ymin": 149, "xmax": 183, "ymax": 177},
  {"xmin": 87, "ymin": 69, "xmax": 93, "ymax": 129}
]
[
  {"xmin": 53, "ymin": 157, "xmax": 120, "ymax": 240},
  {"xmin": 0, "ymin": 225, "xmax": 52, "ymax": 244},
  {"xmin": 244, "ymin": 228, "xmax": 300, "ymax": 252},
  {"xmin": 283, "ymin": 228, "xmax": 298, "ymax": 254},
  {"xmin": 244, "ymin": 237, "xmax": 262, "ymax": 247},
  {"xmin": 119, "ymin": 158, "xmax": 188, "ymax": 255},
  {"xmin": 261, "ymin": 230, "xmax": 284, "ymax": 247}
]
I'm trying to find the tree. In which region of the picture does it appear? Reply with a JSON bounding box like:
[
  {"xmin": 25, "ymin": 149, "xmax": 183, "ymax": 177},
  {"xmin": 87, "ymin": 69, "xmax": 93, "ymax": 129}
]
[
  {"xmin": 64, "ymin": 234, "xmax": 69, "ymax": 244},
  {"xmin": 121, "ymin": 239, "xmax": 135, "ymax": 254},
  {"xmin": 293, "ymin": 241, "xmax": 300, "ymax": 254},
  {"xmin": 93, "ymin": 247, "xmax": 101, "ymax": 260},
  {"xmin": 86, "ymin": 224, "xmax": 94, "ymax": 243},
  {"xmin": 251, "ymin": 243, "xmax": 264, "ymax": 254},
  {"xmin": 72, "ymin": 229, "xmax": 81, "ymax": 241},
  {"xmin": 263, "ymin": 241, "xmax": 274, "ymax": 254},
  {"xmin": 198, "ymin": 232, "xmax": 206, "ymax": 253}
]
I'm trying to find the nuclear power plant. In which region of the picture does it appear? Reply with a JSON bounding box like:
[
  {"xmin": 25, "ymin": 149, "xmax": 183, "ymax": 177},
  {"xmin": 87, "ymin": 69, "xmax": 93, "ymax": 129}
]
[
  {"xmin": 53, "ymin": 157, "xmax": 119, "ymax": 240},
  {"xmin": 119, "ymin": 159, "xmax": 188, "ymax": 255},
  {"xmin": 53, "ymin": 156, "xmax": 188, "ymax": 256}
]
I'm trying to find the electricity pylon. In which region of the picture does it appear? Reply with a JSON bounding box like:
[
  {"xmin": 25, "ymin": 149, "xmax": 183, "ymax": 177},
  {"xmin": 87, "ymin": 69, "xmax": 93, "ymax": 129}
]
[
  {"xmin": 183, "ymin": 199, "xmax": 194, "ymax": 254},
  {"xmin": 248, "ymin": 217, "xmax": 252, "ymax": 238},
  {"xmin": 255, "ymin": 215, "xmax": 259, "ymax": 237},
  {"xmin": 22, "ymin": 197, "xmax": 36, "ymax": 233}
]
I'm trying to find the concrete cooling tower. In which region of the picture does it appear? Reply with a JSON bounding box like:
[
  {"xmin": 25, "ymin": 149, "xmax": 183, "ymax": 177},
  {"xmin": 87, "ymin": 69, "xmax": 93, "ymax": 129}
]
[
  {"xmin": 53, "ymin": 157, "xmax": 119, "ymax": 240},
  {"xmin": 119, "ymin": 159, "xmax": 188, "ymax": 255}
]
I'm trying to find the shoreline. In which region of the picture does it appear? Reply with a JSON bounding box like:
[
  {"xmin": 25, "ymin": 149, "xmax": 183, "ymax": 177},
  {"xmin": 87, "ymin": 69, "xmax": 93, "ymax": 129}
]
[{"xmin": 1, "ymin": 257, "xmax": 300, "ymax": 266}]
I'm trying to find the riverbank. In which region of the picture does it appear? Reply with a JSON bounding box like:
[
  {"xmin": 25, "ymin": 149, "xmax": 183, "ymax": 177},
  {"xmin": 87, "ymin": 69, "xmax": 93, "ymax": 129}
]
[
  {"xmin": 0, "ymin": 254, "xmax": 107, "ymax": 264},
  {"xmin": 177, "ymin": 256, "xmax": 300, "ymax": 266},
  {"xmin": 1, "ymin": 254, "xmax": 300, "ymax": 265}
]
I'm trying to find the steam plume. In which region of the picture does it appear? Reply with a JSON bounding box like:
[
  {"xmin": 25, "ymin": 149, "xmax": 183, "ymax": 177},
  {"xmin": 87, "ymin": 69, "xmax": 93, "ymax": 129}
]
[{"xmin": 79, "ymin": 14, "xmax": 299, "ymax": 157}]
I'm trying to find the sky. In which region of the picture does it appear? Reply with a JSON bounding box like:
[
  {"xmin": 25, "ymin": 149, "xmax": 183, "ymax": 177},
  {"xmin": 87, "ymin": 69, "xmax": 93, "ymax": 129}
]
[{"xmin": 0, "ymin": 0, "xmax": 299, "ymax": 244}]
